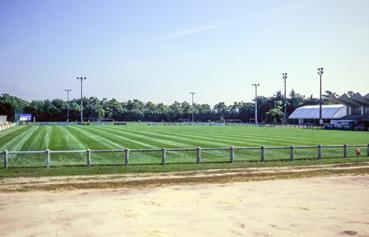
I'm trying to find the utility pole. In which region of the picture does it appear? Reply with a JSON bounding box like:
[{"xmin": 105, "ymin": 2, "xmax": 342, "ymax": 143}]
[
  {"xmin": 76, "ymin": 76, "xmax": 86, "ymax": 122},
  {"xmin": 252, "ymin": 84, "xmax": 260, "ymax": 125},
  {"xmin": 282, "ymin": 73, "xmax": 288, "ymax": 124},
  {"xmin": 189, "ymin": 92, "xmax": 196, "ymax": 123},
  {"xmin": 317, "ymin": 68, "xmax": 324, "ymax": 126},
  {"xmin": 64, "ymin": 89, "xmax": 72, "ymax": 123}
]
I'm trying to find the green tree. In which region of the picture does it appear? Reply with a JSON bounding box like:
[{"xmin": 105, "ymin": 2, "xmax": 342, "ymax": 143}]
[
  {"xmin": 266, "ymin": 108, "xmax": 284, "ymax": 124},
  {"xmin": 0, "ymin": 93, "xmax": 29, "ymax": 121}
]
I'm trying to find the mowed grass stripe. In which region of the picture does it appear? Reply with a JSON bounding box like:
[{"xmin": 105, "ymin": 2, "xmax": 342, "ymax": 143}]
[
  {"xmin": 113, "ymin": 125, "xmax": 240, "ymax": 147},
  {"xmin": 62, "ymin": 126, "xmax": 87, "ymax": 150},
  {"xmin": 90, "ymin": 126, "xmax": 158, "ymax": 148},
  {"xmin": 0, "ymin": 125, "xmax": 27, "ymax": 139},
  {"xmin": 0, "ymin": 126, "xmax": 34, "ymax": 149},
  {"xmin": 98, "ymin": 126, "xmax": 199, "ymax": 148},
  {"xmin": 121, "ymin": 125, "xmax": 294, "ymax": 146},
  {"xmin": 47, "ymin": 126, "xmax": 67, "ymax": 150},
  {"xmin": 0, "ymin": 126, "xmax": 39, "ymax": 151},
  {"xmin": 117, "ymin": 128, "xmax": 213, "ymax": 147},
  {"xmin": 1, "ymin": 125, "xmax": 369, "ymax": 153},
  {"xmin": 82, "ymin": 125, "xmax": 156, "ymax": 149},
  {"xmin": 133, "ymin": 129, "xmax": 233, "ymax": 147},
  {"xmin": 68, "ymin": 126, "xmax": 122, "ymax": 149},
  {"xmin": 74, "ymin": 125, "xmax": 369, "ymax": 149},
  {"xmin": 122, "ymin": 126, "xmax": 260, "ymax": 147},
  {"xmin": 127, "ymin": 125, "xmax": 369, "ymax": 146},
  {"xmin": 145, "ymin": 126, "xmax": 319, "ymax": 146},
  {"xmin": 138, "ymin": 128, "xmax": 262, "ymax": 147},
  {"xmin": 47, "ymin": 126, "xmax": 83, "ymax": 150},
  {"xmin": 239, "ymin": 127, "xmax": 369, "ymax": 145},
  {"xmin": 21, "ymin": 126, "xmax": 49, "ymax": 150},
  {"xmin": 97, "ymin": 126, "xmax": 230, "ymax": 160},
  {"xmin": 104, "ymin": 125, "xmax": 291, "ymax": 151},
  {"xmin": 132, "ymin": 127, "xmax": 236, "ymax": 147}
]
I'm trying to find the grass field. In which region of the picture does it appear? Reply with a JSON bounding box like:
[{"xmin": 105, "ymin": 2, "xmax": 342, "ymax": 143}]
[
  {"xmin": 1, "ymin": 124, "xmax": 369, "ymax": 150},
  {"xmin": 0, "ymin": 124, "xmax": 368, "ymax": 169}
]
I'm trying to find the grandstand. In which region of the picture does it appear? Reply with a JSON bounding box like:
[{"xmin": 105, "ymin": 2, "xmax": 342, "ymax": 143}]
[
  {"xmin": 327, "ymin": 92, "xmax": 369, "ymax": 117},
  {"xmin": 327, "ymin": 92, "xmax": 369, "ymax": 130}
]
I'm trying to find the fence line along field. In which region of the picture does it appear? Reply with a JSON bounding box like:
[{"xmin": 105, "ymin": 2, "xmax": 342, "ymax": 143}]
[{"xmin": 1, "ymin": 124, "xmax": 369, "ymax": 167}]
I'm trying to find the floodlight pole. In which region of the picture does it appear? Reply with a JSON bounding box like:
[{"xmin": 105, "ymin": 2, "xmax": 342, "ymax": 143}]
[
  {"xmin": 282, "ymin": 73, "xmax": 288, "ymax": 124},
  {"xmin": 190, "ymin": 92, "xmax": 196, "ymax": 123},
  {"xmin": 317, "ymin": 68, "xmax": 324, "ymax": 126},
  {"xmin": 64, "ymin": 89, "xmax": 72, "ymax": 122},
  {"xmin": 252, "ymin": 84, "xmax": 260, "ymax": 125},
  {"xmin": 76, "ymin": 76, "xmax": 86, "ymax": 122}
]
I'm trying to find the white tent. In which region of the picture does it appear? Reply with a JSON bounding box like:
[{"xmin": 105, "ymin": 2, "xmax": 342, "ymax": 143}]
[{"xmin": 289, "ymin": 105, "xmax": 346, "ymax": 124}]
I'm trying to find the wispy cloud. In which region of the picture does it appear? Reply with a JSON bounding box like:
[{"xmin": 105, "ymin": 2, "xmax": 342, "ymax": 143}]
[
  {"xmin": 153, "ymin": 0, "xmax": 320, "ymax": 41},
  {"xmin": 153, "ymin": 23, "xmax": 225, "ymax": 41},
  {"xmin": 260, "ymin": 0, "xmax": 320, "ymax": 18}
]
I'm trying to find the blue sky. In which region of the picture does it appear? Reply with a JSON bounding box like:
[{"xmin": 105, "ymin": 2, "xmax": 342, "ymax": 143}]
[{"xmin": 1, "ymin": 0, "xmax": 369, "ymax": 105}]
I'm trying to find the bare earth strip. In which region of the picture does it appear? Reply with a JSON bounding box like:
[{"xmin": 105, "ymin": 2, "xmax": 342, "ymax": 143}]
[
  {"xmin": 1, "ymin": 164, "xmax": 369, "ymax": 237},
  {"xmin": 0, "ymin": 175, "xmax": 369, "ymax": 236},
  {"xmin": 1, "ymin": 162, "xmax": 369, "ymax": 192}
]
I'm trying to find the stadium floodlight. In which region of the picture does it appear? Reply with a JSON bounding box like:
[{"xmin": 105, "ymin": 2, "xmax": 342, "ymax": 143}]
[
  {"xmin": 252, "ymin": 84, "xmax": 260, "ymax": 125},
  {"xmin": 64, "ymin": 89, "xmax": 72, "ymax": 123},
  {"xmin": 76, "ymin": 77, "xmax": 87, "ymax": 122},
  {"xmin": 282, "ymin": 73, "xmax": 288, "ymax": 125},
  {"xmin": 317, "ymin": 68, "xmax": 324, "ymax": 126},
  {"xmin": 189, "ymin": 92, "xmax": 196, "ymax": 123}
]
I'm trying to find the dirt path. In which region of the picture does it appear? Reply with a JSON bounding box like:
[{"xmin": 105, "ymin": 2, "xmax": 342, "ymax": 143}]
[
  {"xmin": 1, "ymin": 175, "xmax": 369, "ymax": 237},
  {"xmin": 1, "ymin": 162, "xmax": 369, "ymax": 192}
]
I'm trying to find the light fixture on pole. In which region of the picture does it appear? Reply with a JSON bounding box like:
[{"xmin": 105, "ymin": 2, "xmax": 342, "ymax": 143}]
[
  {"xmin": 282, "ymin": 73, "xmax": 288, "ymax": 124},
  {"xmin": 189, "ymin": 92, "xmax": 196, "ymax": 123},
  {"xmin": 76, "ymin": 76, "xmax": 87, "ymax": 122},
  {"xmin": 317, "ymin": 68, "xmax": 324, "ymax": 126},
  {"xmin": 64, "ymin": 89, "xmax": 72, "ymax": 123},
  {"xmin": 252, "ymin": 84, "xmax": 260, "ymax": 125}
]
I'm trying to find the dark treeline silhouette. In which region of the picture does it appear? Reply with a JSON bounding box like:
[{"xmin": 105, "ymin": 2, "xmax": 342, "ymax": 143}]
[{"xmin": 0, "ymin": 90, "xmax": 332, "ymax": 123}]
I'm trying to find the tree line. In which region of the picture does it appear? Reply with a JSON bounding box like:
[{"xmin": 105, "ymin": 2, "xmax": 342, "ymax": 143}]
[{"xmin": 0, "ymin": 90, "xmax": 331, "ymax": 123}]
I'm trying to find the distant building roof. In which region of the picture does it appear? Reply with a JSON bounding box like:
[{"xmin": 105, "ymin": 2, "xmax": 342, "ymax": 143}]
[
  {"xmin": 289, "ymin": 104, "xmax": 346, "ymax": 120},
  {"xmin": 328, "ymin": 92, "xmax": 369, "ymax": 106}
]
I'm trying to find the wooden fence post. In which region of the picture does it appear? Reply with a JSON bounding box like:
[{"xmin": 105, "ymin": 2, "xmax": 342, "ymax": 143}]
[
  {"xmin": 4, "ymin": 150, "xmax": 8, "ymax": 169},
  {"xmin": 196, "ymin": 147, "xmax": 201, "ymax": 164},
  {"xmin": 261, "ymin": 146, "xmax": 265, "ymax": 162},
  {"xmin": 290, "ymin": 145, "xmax": 295, "ymax": 161},
  {"xmin": 124, "ymin": 148, "xmax": 129, "ymax": 166},
  {"xmin": 230, "ymin": 146, "xmax": 234, "ymax": 163},
  {"xmin": 318, "ymin": 145, "xmax": 322, "ymax": 160},
  {"xmin": 162, "ymin": 148, "xmax": 166, "ymax": 165},
  {"xmin": 45, "ymin": 149, "xmax": 50, "ymax": 168},
  {"xmin": 86, "ymin": 149, "xmax": 91, "ymax": 167},
  {"xmin": 343, "ymin": 144, "xmax": 348, "ymax": 158}
]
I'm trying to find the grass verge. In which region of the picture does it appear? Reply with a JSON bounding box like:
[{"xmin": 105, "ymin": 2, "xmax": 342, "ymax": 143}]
[{"xmin": 1, "ymin": 157, "xmax": 369, "ymax": 179}]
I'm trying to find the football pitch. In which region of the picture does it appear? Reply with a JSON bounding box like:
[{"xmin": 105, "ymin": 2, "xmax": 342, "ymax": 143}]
[{"xmin": 0, "ymin": 124, "xmax": 369, "ymax": 168}]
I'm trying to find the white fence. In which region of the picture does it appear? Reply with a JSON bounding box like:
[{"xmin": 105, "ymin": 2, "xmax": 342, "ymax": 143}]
[
  {"xmin": 0, "ymin": 123, "xmax": 16, "ymax": 131},
  {"xmin": 2, "ymin": 144, "xmax": 369, "ymax": 168}
]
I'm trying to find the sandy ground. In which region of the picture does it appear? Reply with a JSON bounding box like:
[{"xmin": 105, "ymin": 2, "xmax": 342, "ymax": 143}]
[
  {"xmin": 0, "ymin": 175, "xmax": 369, "ymax": 237},
  {"xmin": 2, "ymin": 163, "xmax": 369, "ymax": 192}
]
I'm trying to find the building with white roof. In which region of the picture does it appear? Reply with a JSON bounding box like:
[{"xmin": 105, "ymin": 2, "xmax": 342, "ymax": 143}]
[{"xmin": 289, "ymin": 104, "xmax": 346, "ymax": 125}]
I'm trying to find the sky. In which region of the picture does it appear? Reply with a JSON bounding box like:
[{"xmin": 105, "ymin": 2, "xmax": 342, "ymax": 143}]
[{"xmin": 1, "ymin": 0, "xmax": 369, "ymax": 105}]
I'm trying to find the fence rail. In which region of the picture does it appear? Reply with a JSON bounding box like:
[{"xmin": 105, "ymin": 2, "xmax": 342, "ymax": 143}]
[
  {"xmin": 1, "ymin": 144, "xmax": 369, "ymax": 168},
  {"xmin": 0, "ymin": 123, "xmax": 17, "ymax": 131}
]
